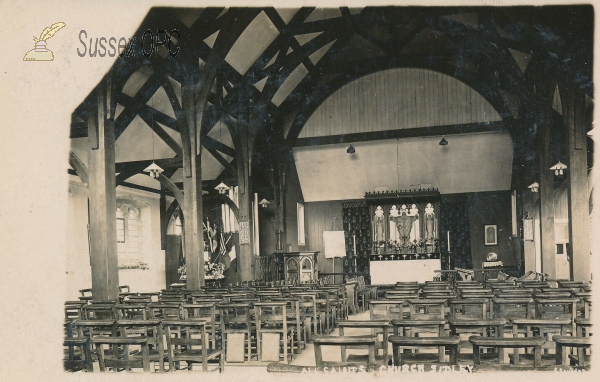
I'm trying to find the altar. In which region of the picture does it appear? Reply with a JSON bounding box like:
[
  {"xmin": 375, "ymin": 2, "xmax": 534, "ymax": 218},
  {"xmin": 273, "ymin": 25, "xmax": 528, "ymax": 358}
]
[
  {"xmin": 364, "ymin": 188, "xmax": 443, "ymax": 284},
  {"xmin": 370, "ymin": 253, "xmax": 441, "ymax": 284}
]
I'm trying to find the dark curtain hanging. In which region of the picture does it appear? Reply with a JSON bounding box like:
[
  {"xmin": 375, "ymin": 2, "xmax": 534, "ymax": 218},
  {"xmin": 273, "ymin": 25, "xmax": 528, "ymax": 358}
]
[
  {"xmin": 341, "ymin": 202, "xmax": 371, "ymax": 282},
  {"xmin": 439, "ymin": 194, "xmax": 472, "ymax": 270}
]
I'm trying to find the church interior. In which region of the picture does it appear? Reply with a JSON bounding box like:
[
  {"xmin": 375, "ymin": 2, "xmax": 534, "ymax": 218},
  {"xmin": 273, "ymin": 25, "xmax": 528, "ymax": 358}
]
[{"xmin": 64, "ymin": 5, "xmax": 595, "ymax": 373}]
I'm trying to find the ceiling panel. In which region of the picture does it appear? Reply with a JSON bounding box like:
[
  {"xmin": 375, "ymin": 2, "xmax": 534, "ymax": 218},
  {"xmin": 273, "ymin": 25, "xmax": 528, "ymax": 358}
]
[{"xmin": 293, "ymin": 132, "xmax": 513, "ymax": 202}]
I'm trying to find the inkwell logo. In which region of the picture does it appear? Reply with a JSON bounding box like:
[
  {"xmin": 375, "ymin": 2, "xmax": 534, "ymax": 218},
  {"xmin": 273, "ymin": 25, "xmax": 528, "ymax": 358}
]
[{"xmin": 23, "ymin": 22, "xmax": 66, "ymax": 61}]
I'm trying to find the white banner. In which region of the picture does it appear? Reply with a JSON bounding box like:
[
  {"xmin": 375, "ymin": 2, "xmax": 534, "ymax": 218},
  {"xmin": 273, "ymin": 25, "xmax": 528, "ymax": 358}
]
[{"xmin": 323, "ymin": 230, "xmax": 346, "ymax": 258}]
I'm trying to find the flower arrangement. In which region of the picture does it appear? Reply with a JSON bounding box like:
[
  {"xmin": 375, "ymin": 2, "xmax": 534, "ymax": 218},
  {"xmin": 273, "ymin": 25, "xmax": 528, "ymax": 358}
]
[
  {"xmin": 178, "ymin": 265, "xmax": 186, "ymax": 280},
  {"xmin": 204, "ymin": 262, "xmax": 225, "ymax": 279},
  {"xmin": 178, "ymin": 261, "xmax": 225, "ymax": 280},
  {"xmin": 119, "ymin": 261, "xmax": 149, "ymax": 270}
]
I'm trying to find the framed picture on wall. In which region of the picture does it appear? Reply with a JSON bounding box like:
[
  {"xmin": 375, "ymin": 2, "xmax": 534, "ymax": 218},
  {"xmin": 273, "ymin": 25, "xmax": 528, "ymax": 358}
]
[{"xmin": 484, "ymin": 225, "xmax": 497, "ymax": 246}]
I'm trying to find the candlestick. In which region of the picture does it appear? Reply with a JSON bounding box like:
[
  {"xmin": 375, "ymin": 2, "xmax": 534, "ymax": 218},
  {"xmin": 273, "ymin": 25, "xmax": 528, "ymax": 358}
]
[{"xmin": 447, "ymin": 231, "xmax": 450, "ymax": 252}]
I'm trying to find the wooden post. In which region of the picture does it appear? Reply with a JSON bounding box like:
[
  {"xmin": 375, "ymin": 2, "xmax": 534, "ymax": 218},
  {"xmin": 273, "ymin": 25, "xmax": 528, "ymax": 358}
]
[
  {"xmin": 539, "ymin": 122, "xmax": 556, "ymax": 279},
  {"xmin": 233, "ymin": 115, "xmax": 254, "ymax": 282},
  {"xmin": 181, "ymin": 85, "xmax": 205, "ymax": 289},
  {"xmin": 564, "ymin": 87, "xmax": 591, "ymax": 281},
  {"xmin": 87, "ymin": 80, "xmax": 119, "ymax": 300}
]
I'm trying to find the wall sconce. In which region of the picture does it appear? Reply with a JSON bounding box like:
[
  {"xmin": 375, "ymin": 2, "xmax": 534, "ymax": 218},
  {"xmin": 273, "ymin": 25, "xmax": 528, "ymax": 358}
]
[
  {"xmin": 215, "ymin": 182, "xmax": 230, "ymax": 194},
  {"xmin": 528, "ymin": 182, "xmax": 539, "ymax": 193},
  {"xmin": 439, "ymin": 135, "xmax": 448, "ymax": 146},
  {"xmin": 550, "ymin": 160, "xmax": 567, "ymax": 176},
  {"xmin": 143, "ymin": 162, "xmax": 164, "ymax": 178},
  {"xmin": 259, "ymin": 198, "xmax": 270, "ymax": 208},
  {"xmin": 346, "ymin": 144, "xmax": 355, "ymax": 154}
]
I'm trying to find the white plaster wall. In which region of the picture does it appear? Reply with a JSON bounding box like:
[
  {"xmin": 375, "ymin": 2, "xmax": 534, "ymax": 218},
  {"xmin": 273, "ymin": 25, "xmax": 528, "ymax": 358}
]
[{"xmin": 65, "ymin": 175, "xmax": 166, "ymax": 299}]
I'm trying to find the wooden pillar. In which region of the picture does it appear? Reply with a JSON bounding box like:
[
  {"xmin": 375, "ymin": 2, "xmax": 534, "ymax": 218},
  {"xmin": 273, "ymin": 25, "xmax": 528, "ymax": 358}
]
[
  {"xmin": 539, "ymin": 124, "xmax": 556, "ymax": 279},
  {"xmin": 181, "ymin": 85, "xmax": 205, "ymax": 289},
  {"xmin": 564, "ymin": 88, "xmax": 591, "ymax": 281},
  {"xmin": 237, "ymin": 120, "xmax": 254, "ymax": 281},
  {"xmin": 522, "ymin": 191, "xmax": 537, "ymax": 273},
  {"xmin": 87, "ymin": 80, "xmax": 119, "ymax": 300},
  {"xmin": 160, "ymin": 185, "xmax": 167, "ymax": 250}
]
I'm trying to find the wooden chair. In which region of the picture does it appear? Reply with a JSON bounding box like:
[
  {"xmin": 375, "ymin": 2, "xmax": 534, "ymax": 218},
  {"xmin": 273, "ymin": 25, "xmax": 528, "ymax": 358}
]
[
  {"xmin": 148, "ymin": 303, "xmax": 181, "ymax": 320},
  {"xmin": 554, "ymin": 336, "xmax": 591, "ymax": 368},
  {"xmin": 123, "ymin": 295, "xmax": 152, "ymax": 304},
  {"xmin": 388, "ymin": 335, "xmax": 460, "ymax": 365},
  {"xmin": 575, "ymin": 317, "xmax": 592, "ymax": 337},
  {"xmin": 313, "ymin": 335, "xmax": 378, "ymax": 368},
  {"xmin": 407, "ymin": 299, "xmax": 446, "ymax": 320},
  {"xmin": 63, "ymin": 337, "xmax": 93, "ymax": 372},
  {"xmin": 390, "ymin": 319, "xmax": 447, "ymax": 362},
  {"xmin": 337, "ymin": 320, "xmax": 390, "ymax": 364},
  {"xmin": 448, "ymin": 298, "xmax": 488, "ymax": 320},
  {"xmin": 369, "ymin": 300, "xmax": 404, "ymax": 321},
  {"xmin": 289, "ymin": 292, "xmax": 320, "ymax": 338},
  {"xmin": 386, "ymin": 290, "xmax": 419, "ymax": 299},
  {"xmin": 557, "ymin": 281, "xmax": 588, "ymax": 291},
  {"xmin": 92, "ymin": 336, "xmax": 151, "ymax": 372},
  {"xmin": 82, "ymin": 303, "xmax": 117, "ymax": 320},
  {"xmin": 254, "ymin": 301, "xmax": 293, "ymax": 363},
  {"xmin": 218, "ymin": 302, "xmax": 255, "ymax": 362},
  {"xmin": 314, "ymin": 290, "xmax": 335, "ymax": 333},
  {"xmin": 270, "ymin": 297, "xmax": 305, "ymax": 354},
  {"xmin": 65, "ymin": 301, "xmax": 86, "ymax": 319},
  {"xmin": 162, "ymin": 320, "xmax": 224, "ymax": 372},
  {"xmin": 510, "ymin": 318, "xmax": 572, "ymax": 361},
  {"xmin": 574, "ymin": 292, "xmax": 592, "ymax": 318},
  {"xmin": 534, "ymin": 298, "xmax": 578, "ymax": 333},
  {"xmin": 79, "ymin": 288, "xmax": 93, "ymax": 297},
  {"xmin": 116, "ymin": 319, "xmax": 165, "ymax": 371},
  {"xmin": 181, "ymin": 302, "xmax": 220, "ymax": 349},
  {"xmin": 449, "ymin": 319, "xmax": 505, "ymax": 361},
  {"xmin": 116, "ymin": 304, "xmax": 148, "ymax": 320},
  {"xmin": 491, "ymin": 298, "xmax": 533, "ymax": 320},
  {"xmin": 469, "ymin": 336, "xmax": 545, "ymax": 367}
]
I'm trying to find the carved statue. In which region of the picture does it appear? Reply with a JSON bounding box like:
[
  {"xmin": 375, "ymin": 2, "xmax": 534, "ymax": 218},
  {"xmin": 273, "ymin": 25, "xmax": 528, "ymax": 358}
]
[
  {"xmin": 373, "ymin": 206, "xmax": 385, "ymax": 242},
  {"xmin": 425, "ymin": 203, "xmax": 436, "ymax": 243},
  {"xmin": 393, "ymin": 205, "xmax": 418, "ymax": 246},
  {"xmin": 389, "ymin": 205, "xmax": 399, "ymax": 242}
]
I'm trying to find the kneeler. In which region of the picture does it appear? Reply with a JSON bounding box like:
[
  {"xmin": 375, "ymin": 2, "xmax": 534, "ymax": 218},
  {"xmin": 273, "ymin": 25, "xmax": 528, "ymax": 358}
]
[
  {"xmin": 226, "ymin": 333, "xmax": 246, "ymax": 362},
  {"xmin": 261, "ymin": 333, "xmax": 281, "ymax": 362}
]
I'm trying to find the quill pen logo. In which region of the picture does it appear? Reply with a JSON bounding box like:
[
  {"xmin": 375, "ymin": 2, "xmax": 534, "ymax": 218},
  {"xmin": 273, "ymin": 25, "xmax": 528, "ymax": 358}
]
[{"xmin": 23, "ymin": 22, "xmax": 66, "ymax": 61}]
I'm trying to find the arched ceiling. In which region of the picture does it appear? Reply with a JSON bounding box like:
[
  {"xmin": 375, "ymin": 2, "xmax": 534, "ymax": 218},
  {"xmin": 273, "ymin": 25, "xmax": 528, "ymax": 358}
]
[{"xmin": 68, "ymin": 6, "xmax": 593, "ymax": 198}]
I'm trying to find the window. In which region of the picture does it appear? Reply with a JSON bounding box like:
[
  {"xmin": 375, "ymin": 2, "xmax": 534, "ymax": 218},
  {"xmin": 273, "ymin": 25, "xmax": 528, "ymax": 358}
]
[
  {"xmin": 174, "ymin": 215, "xmax": 182, "ymax": 235},
  {"xmin": 116, "ymin": 205, "xmax": 145, "ymax": 269},
  {"xmin": 127, "ymin": 208, "xmax": 139, "ymax": 254},
  {"xmin": 116, "ymin": 208, "xmax": 126, "ymax": 254}
]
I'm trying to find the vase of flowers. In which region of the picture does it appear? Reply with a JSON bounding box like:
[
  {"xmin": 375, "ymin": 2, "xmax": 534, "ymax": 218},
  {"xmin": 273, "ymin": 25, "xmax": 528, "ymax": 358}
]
[
  {"xmin": 204, "ymin": 262, "xmax": 225, "ymax": 280},
  {"xmin": 178, "ymin": 265, "xmax": 186, "ymax": 280}
]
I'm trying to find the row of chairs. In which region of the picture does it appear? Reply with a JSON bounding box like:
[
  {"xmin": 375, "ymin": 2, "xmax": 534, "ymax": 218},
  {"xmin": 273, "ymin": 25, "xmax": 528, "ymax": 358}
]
[
  {"xmin": 64, "ymin": 318, "xmax": 223, "ymax": 372},
  {"xmin": 65, "ymin": 283, "xmax": 355, "ymax": 370}
]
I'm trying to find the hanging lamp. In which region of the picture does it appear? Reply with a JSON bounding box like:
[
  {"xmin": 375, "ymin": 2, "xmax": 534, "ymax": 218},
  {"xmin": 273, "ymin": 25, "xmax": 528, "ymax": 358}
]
[{"xmin": 144, "ymin": 78, "xmax": 164, "ymax": 179}]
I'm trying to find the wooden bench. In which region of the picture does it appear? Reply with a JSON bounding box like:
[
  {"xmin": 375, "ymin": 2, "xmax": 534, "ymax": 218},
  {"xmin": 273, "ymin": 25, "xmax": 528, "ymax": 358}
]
[
  {"xmin": 449, "ymin": 319, "xmax": 505, "ymax": 360},
  {"xmin": 509, "ymin": 318, "xmax": 572, "ymax": 365},
  {"xmin": 388, "ymin": 335, "xmax": 460, "ymax": 365},
  {"xmin": 337, "ymin": 320, "xmax": 390, "ymax": 364},
  {"xmin": 469, "ymin": 336, "xmax": 545, "ymax": 367},
  {"xmin": 554, "ymin": 335, "xmax": 591, "ymax": 367},
  {"xmin": 313, "ymin": 335, "xmax": 379, "ymax": 368}
]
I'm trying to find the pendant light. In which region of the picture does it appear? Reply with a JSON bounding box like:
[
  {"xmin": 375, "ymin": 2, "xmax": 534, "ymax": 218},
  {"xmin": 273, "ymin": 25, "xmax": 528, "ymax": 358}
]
[{"xmin": 144, "ymin": 77, "xmax": 164, "ymax": 179}]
